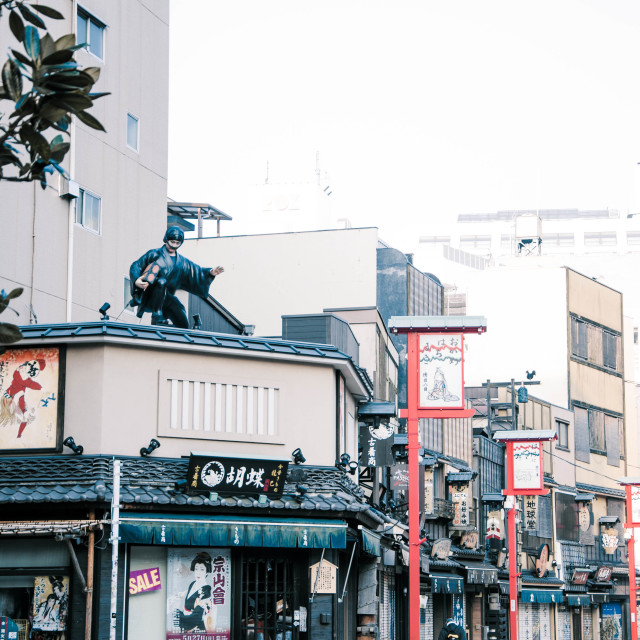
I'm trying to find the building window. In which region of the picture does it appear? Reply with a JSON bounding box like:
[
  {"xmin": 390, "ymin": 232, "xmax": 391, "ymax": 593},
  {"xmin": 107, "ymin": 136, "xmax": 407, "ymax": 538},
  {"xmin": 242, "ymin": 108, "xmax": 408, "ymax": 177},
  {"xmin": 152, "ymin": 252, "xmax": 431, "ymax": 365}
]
[
  {"xmin": 126, "ymin": 113, "xmax": 139, "ymax": 151},
  {"xmin": 555, "ymin": 492, "xmax": 578, "ymax": 541},
  {"xmin": 627, "ymin": 231, "xmax": 640, "ymax": 247},
  {"xmin": 556, "ymin": 420, "xmax": 569, "ymax": 450},
  {"xmin": 570, "ymin": 316, "xmax": 620, "ymax": 373},
  {"xmin": 588, "ymin": 409, "xmax": 605, "ymax": 452},
  {"xmin": 75, "ymin": 188, "xmax": 101, "ymax": 233},
  {"xmin": 77, "ymin": 7, "xmax": 105, "ymax": 59},
  {"xmin": 584, "ymin": 231, "xmax": 616, "ymax": 247},
  {"xmin": 543, "ymin": 233, "xmax": 574, "ymax": 247},
  {"xmin": 459, "ymin": 235, "xmax": 492, "ymax": 251},
  {"xmin": 419, "ymin": 236, "xmax": 450, "ymax": 246}
]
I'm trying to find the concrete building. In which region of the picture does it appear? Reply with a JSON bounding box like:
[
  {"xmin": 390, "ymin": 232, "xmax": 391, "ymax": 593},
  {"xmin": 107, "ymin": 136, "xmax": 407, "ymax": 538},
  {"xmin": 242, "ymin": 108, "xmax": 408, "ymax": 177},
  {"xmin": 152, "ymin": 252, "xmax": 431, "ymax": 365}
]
[{"xmin": 0, "ymin": 0, "xmax": 170, "ymax": 325}]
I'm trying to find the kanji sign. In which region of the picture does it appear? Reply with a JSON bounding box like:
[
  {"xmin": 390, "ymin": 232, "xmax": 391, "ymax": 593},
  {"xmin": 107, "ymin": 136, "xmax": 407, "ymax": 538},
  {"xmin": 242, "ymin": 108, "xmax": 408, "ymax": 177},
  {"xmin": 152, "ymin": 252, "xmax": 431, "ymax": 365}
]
[
  {"xmin": 523, "ymin": 495, "xmax": 538, "ymax": 531},
  {"xmin": 187, "ymin": 454, "xmax": 288, "ymax": 496}
]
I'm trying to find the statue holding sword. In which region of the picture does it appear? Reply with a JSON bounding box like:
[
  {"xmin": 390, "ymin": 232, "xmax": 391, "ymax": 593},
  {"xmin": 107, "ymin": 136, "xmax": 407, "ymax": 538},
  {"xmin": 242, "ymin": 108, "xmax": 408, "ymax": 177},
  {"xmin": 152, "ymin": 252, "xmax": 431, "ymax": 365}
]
[{"xmin": 129, "ymin": 226, "xmax": 224, "ymax": 328}]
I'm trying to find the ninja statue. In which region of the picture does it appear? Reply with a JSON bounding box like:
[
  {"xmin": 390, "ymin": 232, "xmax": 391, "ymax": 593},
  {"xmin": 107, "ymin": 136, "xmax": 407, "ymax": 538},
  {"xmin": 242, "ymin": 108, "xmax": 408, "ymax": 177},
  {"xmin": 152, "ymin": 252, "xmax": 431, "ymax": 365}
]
[{"xmin": 129, "ymin": 226, "xmax": 224, "ymax": 328}]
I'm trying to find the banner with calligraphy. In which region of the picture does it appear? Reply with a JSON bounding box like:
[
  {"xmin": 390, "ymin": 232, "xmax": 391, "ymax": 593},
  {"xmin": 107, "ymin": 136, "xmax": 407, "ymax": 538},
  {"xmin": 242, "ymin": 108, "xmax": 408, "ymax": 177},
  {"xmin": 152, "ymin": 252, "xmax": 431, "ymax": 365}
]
[
  {"xmin": 523, "ymin": 496, "xmax": 538, "ymax": 531},
  {"xmin": 418, "ymin": 333, "xmax": 465, "ymax": 410},
  {"xmin": 187, "ymin": 454, "xmax": 288, "ymax": 496},
  {"xmin": 166, "ymin": 548, "xmax": 231, "ymax": 640},
  {"xmin": 449, "ymin": 483, "xmax": 471, "ymax": 527},
  {"xmin": 511, "ymin": 441, "xmax": 543, "ymax": 492},
  {"xmin": 424, "ymin": 468, "xmax": 434, "ymax": 516},
  {"xmin": 359, "ymin": 424, "xmax": 394, "ymax": 468}
]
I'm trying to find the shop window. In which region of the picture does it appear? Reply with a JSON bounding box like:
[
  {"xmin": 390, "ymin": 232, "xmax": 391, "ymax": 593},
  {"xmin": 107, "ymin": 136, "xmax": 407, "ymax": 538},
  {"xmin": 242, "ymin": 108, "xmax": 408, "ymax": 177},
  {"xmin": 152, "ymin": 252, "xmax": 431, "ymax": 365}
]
[{"xmin": 241, "ymin": 554, "xmax": 298, "ymax": 640}]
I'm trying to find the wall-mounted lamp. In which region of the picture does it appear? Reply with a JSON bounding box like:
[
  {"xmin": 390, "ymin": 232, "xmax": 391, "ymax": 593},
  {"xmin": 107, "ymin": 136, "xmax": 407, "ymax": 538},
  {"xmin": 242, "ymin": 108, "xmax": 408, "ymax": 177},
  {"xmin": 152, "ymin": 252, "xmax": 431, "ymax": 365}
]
[
  {"xmin": 552, "ymin": 560, "xmax": 558, "ymax": 567},
  {"xmin": 291, "ymin": 448, "xmax": 306, "ymax": 465},
  {"xmin": 63, "ymin": 436, "xmax": 83, "ymax": 455},
  {"xmin": 336, "ymin": 453, "xmax": 358, "ymax": 475},
  {"xmin": 99, "ymin": 302, "xmax": 110, "ymax": 321},
  {"xmin": 140, "ymin": 438, "xmax": 161, "ymax": 457}
]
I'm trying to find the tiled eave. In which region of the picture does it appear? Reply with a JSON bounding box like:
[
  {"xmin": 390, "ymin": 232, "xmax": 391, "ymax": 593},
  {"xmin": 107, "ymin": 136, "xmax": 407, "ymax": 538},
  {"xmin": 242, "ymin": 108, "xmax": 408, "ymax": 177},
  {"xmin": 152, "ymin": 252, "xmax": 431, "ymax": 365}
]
[
  {"xmin": 15, "ymin": 321, "xmax": 372, "ymax": 399},
  {"xmin": 0, "ymin": 455, "xmax": 385, "ymax": 527}
]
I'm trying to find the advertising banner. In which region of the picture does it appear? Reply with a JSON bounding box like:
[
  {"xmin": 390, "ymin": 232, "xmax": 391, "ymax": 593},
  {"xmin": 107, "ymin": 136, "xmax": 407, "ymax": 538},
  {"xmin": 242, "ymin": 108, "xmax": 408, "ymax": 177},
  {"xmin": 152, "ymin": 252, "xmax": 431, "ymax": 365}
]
[{"xmin": 418, "ymin": 333, "xmax": 464, "ymax": 410}]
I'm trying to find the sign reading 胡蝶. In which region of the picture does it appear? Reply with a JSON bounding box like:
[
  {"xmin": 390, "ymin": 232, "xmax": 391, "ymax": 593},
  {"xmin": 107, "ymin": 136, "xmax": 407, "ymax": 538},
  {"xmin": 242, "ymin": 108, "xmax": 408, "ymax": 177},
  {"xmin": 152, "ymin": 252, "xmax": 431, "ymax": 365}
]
[{"xmin": 129, "ymin": 567, "xmax": 162, "ymax": 595}]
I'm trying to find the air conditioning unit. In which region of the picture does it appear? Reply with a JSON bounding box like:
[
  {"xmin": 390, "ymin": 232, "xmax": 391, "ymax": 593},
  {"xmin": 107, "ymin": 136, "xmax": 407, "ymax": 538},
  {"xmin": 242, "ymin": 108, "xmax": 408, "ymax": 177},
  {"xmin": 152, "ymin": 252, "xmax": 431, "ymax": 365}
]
[{"xmin": 59, "ymin": 178, "xmax": 79, "ymax": 200}]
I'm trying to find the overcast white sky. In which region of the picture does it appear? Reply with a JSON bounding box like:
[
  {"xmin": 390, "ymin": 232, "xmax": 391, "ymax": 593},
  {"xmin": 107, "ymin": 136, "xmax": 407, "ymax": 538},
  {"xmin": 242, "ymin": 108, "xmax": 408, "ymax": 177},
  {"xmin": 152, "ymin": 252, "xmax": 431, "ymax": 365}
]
[{"xmin": 168, "ymin": 0, "xmax": 640, "ymax": 250}]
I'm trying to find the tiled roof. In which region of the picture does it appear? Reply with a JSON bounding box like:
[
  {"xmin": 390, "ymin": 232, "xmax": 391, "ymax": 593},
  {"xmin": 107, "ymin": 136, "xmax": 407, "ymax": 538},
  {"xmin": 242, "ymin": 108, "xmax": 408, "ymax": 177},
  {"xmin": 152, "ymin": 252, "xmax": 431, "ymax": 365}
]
[
  {"xmin": 576, "ymin": 482, "xmax": 625, "ymax": 498},
  {"xmin": 16, "ymin": 321, "xmax": 373, "ymax": 397},
  {"xmin": 0, "ymin": 455, "xmax": 386, "ymax": 525}
]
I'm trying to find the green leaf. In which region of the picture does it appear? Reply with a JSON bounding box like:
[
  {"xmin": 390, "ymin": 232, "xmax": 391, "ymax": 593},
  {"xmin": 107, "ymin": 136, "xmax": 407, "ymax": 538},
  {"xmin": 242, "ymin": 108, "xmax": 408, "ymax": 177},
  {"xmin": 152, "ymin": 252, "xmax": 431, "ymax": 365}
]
[
  {"xmin": 10, "ymin": 49, "xmax": 34, "ymax": 67},
  {"xmin": 23, "ymin": 26, "xmax": 40, "ymax": 61},
  {"xmin": 39, "ymin": 33, "xmax": 55, "ymax": 60},
  {"xmin": 75, "ymin": 109, "xmax": 105, "ymax": 131},
  {"xmin": 2, "ymin": 58, "xmax": 23, "ymax": 101},
  {"xmin": 0, "ymin": 323, "xmax": 23, "ymax": 345},
  {"xmin": 18, "ymin": 3, "xmax": 46, "ymax": 29},
  {"xmin": 49, "ymin": 141, "xmax": 69, "ymax": 163},
  {"xmin": 9, "ymin": 9, "xmax": 25, "ymax": 42},
  {"xmin": 50, "ymin": 134, "xmax": 63, "ymax": 146},
  {"xmin": 42, "ymin": 49, "xmax": 74, "ymax": 65},
  {"xmin": 56, "ymin": 93, "xmax": 93, "ymax": 110},
  {"xmin": 88, "ymin": 91, "xmax": 110, "ymax": 100},
  {"xmin": 30, "ymin": 4, "xmax": 64, "ymax": 19},
  {"xmin": 19, "ymin": 125, "xmax": 51, "ymax": 160},
  {"xmin": 5, "ymin": 288, "xmax": 24, "ymax": 301},
  {"xmin": 54, "ymin": 34, "xmax": 76, "ymax": 51},
  {"xmin": 82, "ymin": 67, "xmax": 101, "ymax": 83}
]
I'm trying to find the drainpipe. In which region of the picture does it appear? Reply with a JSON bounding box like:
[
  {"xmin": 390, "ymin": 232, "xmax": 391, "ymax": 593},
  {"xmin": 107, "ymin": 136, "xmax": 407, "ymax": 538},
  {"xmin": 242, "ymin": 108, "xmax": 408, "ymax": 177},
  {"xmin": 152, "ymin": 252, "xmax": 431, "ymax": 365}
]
[
  {"xmin": 85, "ymin": 509, "xmax": 95, "ymax": 640},
  {"xmin": 110, "ymin": 460, "xmax": 121, "ymax": 640}
]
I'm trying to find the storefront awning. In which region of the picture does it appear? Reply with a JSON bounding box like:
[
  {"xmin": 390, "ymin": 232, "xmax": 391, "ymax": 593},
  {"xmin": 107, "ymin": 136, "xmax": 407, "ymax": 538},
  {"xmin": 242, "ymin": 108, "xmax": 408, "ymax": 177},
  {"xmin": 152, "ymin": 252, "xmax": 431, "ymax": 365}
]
[
  {"xmin": 360, "ymin": 527, "xmax": 381, "ymax": 556},
  {"xmin": 431, "ymin": 573, "xmax": 464, "ymax": 594},
  {"xmin": 461, "ymin": 561, "xmax": 498, "ymax": 585},
  {"xmin": 521, "ymin": 589, "xmax": 563, "ymax": 604},
  {"xmin": 567, "ymin": 594, "xmax": 591, "ymax": 607},
  {"xmin": 118, "ymin": 513, "xmax": 347, "ymax": 549}
]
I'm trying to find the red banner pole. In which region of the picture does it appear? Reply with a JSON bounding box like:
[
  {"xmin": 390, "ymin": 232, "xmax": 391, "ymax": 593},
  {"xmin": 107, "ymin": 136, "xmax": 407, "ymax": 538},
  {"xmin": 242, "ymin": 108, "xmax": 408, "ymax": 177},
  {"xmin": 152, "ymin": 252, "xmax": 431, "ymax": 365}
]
[
  {"xmin": 508, "ymin": 501, "xmax": 518, "ymax": 640},
  {"xmin": 629, "ymin": 528, "xmax": 638, "ymax": 640},
  {"xmin": 407, "ymin": 331, "xmax": 421, "ymax": 640}
]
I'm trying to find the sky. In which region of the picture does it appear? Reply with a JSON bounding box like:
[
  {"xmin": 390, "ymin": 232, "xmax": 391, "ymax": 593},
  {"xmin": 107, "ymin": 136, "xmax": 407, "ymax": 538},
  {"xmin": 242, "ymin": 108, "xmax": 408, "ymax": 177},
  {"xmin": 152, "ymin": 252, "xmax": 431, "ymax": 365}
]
[{"xmin": 168, "ymin": 0, "xmax": 640, "ymax": 250}]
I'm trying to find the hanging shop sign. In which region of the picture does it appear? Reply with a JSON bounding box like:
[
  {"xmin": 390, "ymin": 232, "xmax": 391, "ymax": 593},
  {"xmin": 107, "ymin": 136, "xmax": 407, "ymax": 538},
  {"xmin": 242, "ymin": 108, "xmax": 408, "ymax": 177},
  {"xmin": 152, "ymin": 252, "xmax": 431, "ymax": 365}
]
[
  {"xmin": 627, "ymin": 484, "xmax": 640, "ymax": 527},
  {"xmin": 450, "ymin": 483, "xmax": 471, "ymax": 527},
  {"xmin": 424, "ymin": 468, "xmax": 434, "ymax": 515},
  {"xmin": 596, "ymin": 566, "xmax": 613, "ymax": 583},
  {"xmin": 418, "ymin": 333, "xmax": 465, "ymax": 410},
  {"xmin": 578, "ymin": 503, "xmax": 593, "ymax": 532},
  {"xmin": 486, "ymin": 510, "xmax": 504, "ymax": 541},
  {"xmin": 535, "ymin": 544, "xmax": 549, "ymax": 579},
  {"xmin": 0, "ymin": 617, "xmax": 18, "ymax": 640},
  {"xmin": 523, "ymin": 495, "xmax": 538, "ymax": 531},
  {"xmin": 390, "ymin": 464, "xmax": 409, "ymax": 490},
  {"xmin": 129, "ymin": 567, "xmax": 162, "ymax": 595},
  {"xmin": 431, "ymin": 538, "xmax": 452, "ymax": 560},
  {"xmin": 601, "ymin": 528, "xmax": 619, "ymax": 554},
  {"xmin": 503, "ymin": 440, "xmax": 545, "ymax": 494},
  {"xmin": 571, "ymin": 569, "xmax": 590, "ymax": 585},
  {"xmin": 460, "ymin": 531, "xmax": 479, "ymax": 550},
  {"xmin": 166, "ymin": 548, "xmax": 231, "ymax": 640},
  {"xmin": 187, "ymin": 454, "xmax": 288, "ymax": 496},
  {"xmin": 359, "ymin": 424, "xmax": 394, "ymax": 468},
  {"xmin": 310, "ymin": 560, "xmax": 337, "ymax": 594}
]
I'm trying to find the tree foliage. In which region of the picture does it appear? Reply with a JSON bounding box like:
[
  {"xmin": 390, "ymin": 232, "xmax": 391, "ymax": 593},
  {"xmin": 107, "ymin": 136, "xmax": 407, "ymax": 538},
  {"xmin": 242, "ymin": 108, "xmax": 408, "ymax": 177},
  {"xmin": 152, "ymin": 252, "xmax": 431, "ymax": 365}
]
[
  {"xmin": 0, "ymin": 1, "xmax": 108, "ymax": 187},
  {"xmin": 0, "ymin": 288, "xmax": 23, "ymax": 354}
]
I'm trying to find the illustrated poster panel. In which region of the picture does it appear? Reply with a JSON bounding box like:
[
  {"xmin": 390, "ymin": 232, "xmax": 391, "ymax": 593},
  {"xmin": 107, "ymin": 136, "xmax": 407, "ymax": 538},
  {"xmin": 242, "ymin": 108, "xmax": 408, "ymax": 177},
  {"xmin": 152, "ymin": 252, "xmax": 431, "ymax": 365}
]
[
  {"xmin": 0, "ymin": 347, "xmax": 62, "ymax": 452},
  {"xmin": 418, "ymin": 333, "xmax": 464, "ymax": 409},
  {"xmin": 32, "ymin": 575, "xmax": 69, "ymax": 633},
  {"xmin": 512, "ymin": 442, "xmax": 543, "ymax": 491},
  {"xmin": 631, "ymin": 485, "xmax": 640, "ymax": 526},
  {"xmin": 167, "ymin": 549, "xmax": 231, "ymax": 640}
]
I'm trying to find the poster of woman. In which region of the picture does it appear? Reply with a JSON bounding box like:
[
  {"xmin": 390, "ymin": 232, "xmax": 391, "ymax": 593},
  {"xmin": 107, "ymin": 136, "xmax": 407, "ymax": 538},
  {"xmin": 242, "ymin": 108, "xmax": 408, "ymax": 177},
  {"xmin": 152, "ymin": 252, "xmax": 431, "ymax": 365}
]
[
  {"xmin": 166, "ymin": 548, "xmax": 231, "ymax": 640},
  {"xmin": 0, "ymin": 347, "xmax": 63, "ymax": 453},
  {"xmin": 31, "ymin": 575, "xmax": 69, "ymax": 635}
]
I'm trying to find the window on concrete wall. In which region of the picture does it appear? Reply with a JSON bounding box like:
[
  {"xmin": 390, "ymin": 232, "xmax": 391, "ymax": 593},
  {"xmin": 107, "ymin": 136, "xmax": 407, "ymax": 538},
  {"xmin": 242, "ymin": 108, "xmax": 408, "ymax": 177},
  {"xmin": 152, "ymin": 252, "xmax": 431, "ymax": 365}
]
[
  {"xmin": 126, "ymin": 113, "xmax": 139, "ymax": 151},
  {"xmin": 584, "ymin": 231, "xmax": 617, "ymax": 247},
  {"xmin": 75, "ymin": 188, "xmax": 101, "ymax": 234},
  {"xmin": 570, "ymin": 316, "xmax": 621, "ymax": 373},
  {"xmin": 77, "ymin": 7, "xmax": 105, "ymax": 59},
  {"xmin": 556, "ymin": 420, "xmax": 569, "ymax": 450}
]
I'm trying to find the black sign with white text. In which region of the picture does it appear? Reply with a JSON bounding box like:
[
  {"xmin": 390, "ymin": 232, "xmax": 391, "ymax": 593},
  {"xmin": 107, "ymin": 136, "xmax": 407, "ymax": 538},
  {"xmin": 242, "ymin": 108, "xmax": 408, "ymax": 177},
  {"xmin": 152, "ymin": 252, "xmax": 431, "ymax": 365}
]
[{"xmin": 187, "ymin": 454, "xmax": 288, "ymax": 496}]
